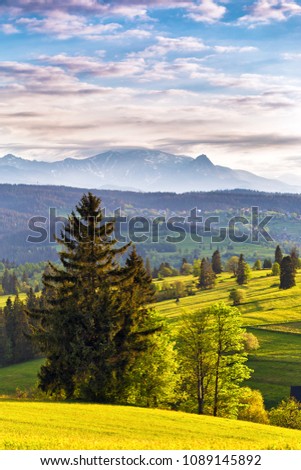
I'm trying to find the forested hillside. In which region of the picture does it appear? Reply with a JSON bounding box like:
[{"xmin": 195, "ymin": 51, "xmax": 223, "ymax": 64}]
[{"xmin": 1, "ymin": 184, "xmax": 301, "ymax": 264}]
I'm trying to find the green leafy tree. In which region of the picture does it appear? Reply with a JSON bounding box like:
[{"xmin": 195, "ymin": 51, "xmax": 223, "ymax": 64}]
[
  {"xmin": 192, "ymin": 259, "xmax": 201, "ymax": 277},
  {"xmin": 272, "ymin": 262, "xmax": 280, "ymax": 276},
  {"xmin": 237, "ymin": 388, "xmax": 268, "ymax": 424},
  {"xmin": 211, "ymin": 250, "xmax": 222, "ymax": 274},
  {"xmin": 177, "ymin": 303, "xmax": 252, "ymax": 418},
  {"xmin": 253, "ymin": 259, "xmax": 262, "ymax": 271},
  {"xmin": 198, "ymin": 258, "xmax": 216, "ymax": 290},
  {"xmin": 280, "ymin": 255, "xmax": 296, "ymax": 290},
  {"xmin": 225, "ymin": 256, "xmax": 239, "ymax": 276},
  {"xmin": 180, "ymin": 260, "xmax": 193, "ymax": 275},
  {"xmin": 122, "ymin": 330, "xmax": 178, "ymax": 408},
  {"xmin": 177, "ymin": 309, "xmax": 214, "ymax": 414},
  {"xmin": 229, "ymin": 288, "xmax": 245, "ymax": 306},
  {"xmin": 210, "ymin": 303, "xmax": 252, "ymax": 417},
  {"xmin": 269, "ymin": 398, "xmax": 301, "ymax": 429},
  {"xmin": 275, "ymin": 245, "xmax": 283, "ymax": 265},
  {"xmin": 242, "ymin": 332, "xmax": 260, "ymax": 352}
]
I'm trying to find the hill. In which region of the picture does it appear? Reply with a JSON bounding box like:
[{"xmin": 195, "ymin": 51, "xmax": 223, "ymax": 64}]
[
  {"xmin": 1, "ymin": 400, "xmax": 301, "ymax": 450},
  {"xmin": 154, "ymin": 269, "xmax": 301, "ymax": 408},
  {"xmin": 0, "ymin": 149, "xmax": 296, "ymax": 193},
  {"xmin": 2, "ymin": 269, "xmax": 301, "ymax": 408},
  {"xmin": 1, "ymin": 183, "xmax": 301, "ymax": 264}
]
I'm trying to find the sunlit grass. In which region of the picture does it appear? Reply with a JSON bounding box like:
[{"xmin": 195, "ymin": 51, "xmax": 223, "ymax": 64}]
[{"xmin": 1, "ymin": 400, "xmax": 301, "ymax": 450}]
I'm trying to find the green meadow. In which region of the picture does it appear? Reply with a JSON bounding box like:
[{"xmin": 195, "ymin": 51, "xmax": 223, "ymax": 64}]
[
  {"xmin": 1, "ymin": 400, "xmax": 301, "ymax": 450},
  {"xmin": 2, "ymin": 270, "xmax": 301, "ymax": 408},
  {"xmin": 0, "ymin": 359, "xmax": 43, "ymax": 396},
  {"xmin": 1, "ymin": 268, "xmax": 301, "ymax": 449},
  {"xmin": 154, "ymin": 270, "xmax": 301, "ymax": 408}
]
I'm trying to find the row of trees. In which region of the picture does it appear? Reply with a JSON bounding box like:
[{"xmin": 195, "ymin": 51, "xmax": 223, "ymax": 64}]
[
  {"xmin": 12, "ymin": 193, "xmax": 256, "ymax": 419},
  {"xmin": 0, "ymin": 289, "xmax": 38, "ymax": 366}
]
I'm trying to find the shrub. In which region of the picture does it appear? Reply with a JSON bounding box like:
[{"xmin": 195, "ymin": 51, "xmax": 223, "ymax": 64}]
[
  {"xmin": 242, "ymin": 332, "xmax": 260, "ymax": 352},
  {"xmin": 272, "ymin": 262, "xmax": 280, "ymax": 276},
  {"xmin": 269, "ymin": 398, "xmax": 301, "ymax": 429},
  {"xmin": 253, "ymin": 260, "xmax": 262, "ymax": 271},
  {"xmin": 237, "ymin": 388, "xmax": 269, "ymax": 424},
  {"xmin": 229, "ymin": 288, "xmax": 245, "ymax": 306}
]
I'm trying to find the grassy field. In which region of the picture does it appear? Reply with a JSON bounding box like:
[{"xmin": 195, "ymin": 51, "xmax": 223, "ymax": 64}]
[
  {"xmin": 1, "ymin": 269, "xmax": 301, "ymax": 411},
  {"xmin": 0, "ymin": 293, "xmax": 26, "ymax": 308},
  {"xmin": 154, "ymin": 270, "xmax": 301, "ymax": 408},
  {"xmin": 1, "ymin": 270, "xmax": 301, "ymax": 450},
  {"xmin": 0, "ymin": 359, "xmax": 44, "ymax": 396},
  {"xmin": 154, "ymin": 270, "xmax": 301, "ymax": 326},
  {"xmin": 1, "ymin": 400, "xmax": 301, "ymax": 450}
]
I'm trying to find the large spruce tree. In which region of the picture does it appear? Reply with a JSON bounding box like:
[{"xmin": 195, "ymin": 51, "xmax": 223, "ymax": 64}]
[
  {"xmin": 280, "ymin": 255, "xmax": 296, "ymax": 289},
  {"xmin": 275, "ymin": 245, "xmax": 283, "ymax": 265},
  {"xmin": 236, "ymin": 254, "xmax": 250, "ymax": 285},
  {"xmin": 30, "ymin": 193, "xmax": 165, "ymax": 402},
  {"xmin": 198, "ymin": 258, "xmax": 216, "ymax": 290},
  {"xmin": 212, "ymin": 249, "xmax": 222, "ymax": 274}
]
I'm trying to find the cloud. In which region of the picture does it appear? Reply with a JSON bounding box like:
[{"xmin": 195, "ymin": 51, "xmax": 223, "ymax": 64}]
[
  {"xmin": 0, "ymin": 23, "xmax": 20, "ymax": 34},
  {"xmin": 186, "ymin": 0, "xmax": 227, "ymax": 23},
  {"xmin": 129, "ymin": 35, "xmax": 209, "ymax": 58},
  {"xmin": 0, "ymin": 1, "xmax": 228, "ymax": 23},
  {"xmin": 129, "ymin": 36, "xmax": 257, "ymax": 61},
  {"xmin": 17, "ymin": 12, "xmax": 121, "ymax": 40},
  {"xmin": 238, "ymin": 0, "xmax": 301, "ymax": 26},
  {"xmin": 214, "ymin": 46, "xmax": 258, "ymax": 53},
  {"xmin": 0, "ymin": 60, "xmax": 110, "ymax": 95},
  {"xmin": 282, "ymin": 52, "xmax": 301, "ymax": 60},
  {"xmin": 39, "ymin": 53, "xmax": 146, "ymax": 78}
]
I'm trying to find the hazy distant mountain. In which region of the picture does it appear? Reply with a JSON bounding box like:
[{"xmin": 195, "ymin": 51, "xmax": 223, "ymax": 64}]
[{"xmin": 0, "ymin": 149, "xmax": 296, "ymax": 193}]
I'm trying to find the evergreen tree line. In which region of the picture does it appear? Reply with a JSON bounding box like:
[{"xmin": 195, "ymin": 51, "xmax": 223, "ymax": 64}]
[
  {"xmin": 1, "ymin": 269, "xmax": 19, "ymax": 295},
  {"xmin": 0, "ymin": 262, "xmax": 46, "ymax": 295},
  {"xmin": 0, "ymin": 289, "xmax": 38, "ymax": 366}
]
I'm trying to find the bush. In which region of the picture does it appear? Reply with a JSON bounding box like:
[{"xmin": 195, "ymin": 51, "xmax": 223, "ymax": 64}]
[
  {"xmin": 242, "ymin": 332, "xmax": 260, "ymax": 352},
  {"xmin": 272, "ymin": 262, "xmax": 280, "ymax": 276},
  {"xmin": 269, "ymin": 398, "xmax": 301, "ymax": 429},
  {"xmin": 237, "ymin": 388, "xmax": 269, "ymax": 424},
  {"xmin": 229, "ymin": 288, "xmax": 245, "ymax": 306},
  {"xmin": 253, "ymin": 260, "xmax": 262, "ymax": 271}
]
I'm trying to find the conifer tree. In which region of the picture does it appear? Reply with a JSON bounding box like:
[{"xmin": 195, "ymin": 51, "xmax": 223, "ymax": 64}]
[
  {"xmin": 236, "ymin": 254, "xmax": 250, "ymax": 285},
  {"xmin": 198, "ymin": 258, "xmax": 216, "ymax": 290},
  {"xmin": 3, "ymin": 295, "xmax": 35, "ymax": 364},
  {"xmin": 275, "ymin": 245, "xmax": 283, "ymax": 265},
  {"xmin": 145, "ymin": 257, "xmax": 152, "ymax": 278},
  {"xmin": 280, "ymin": 256, "xmax": 296, "ymax": 289},
  {"xmin": 30, "ymin": 193, "xmax": 169, "ymax": 403},
  {"xmin": 30, "ymin": 193, "xmax": 129, "ymax": 399},
  {"xmin": 2, "ymin": 269, "xmax": 10, "ymax": 295},
  {"xmin": 212, "ymin": 249, "xmax": 222, "ymax": 274},
  {"xmin": 290, "ymin": 247, "xmax": 299, "ymax": 273},
  {"xmin": 3, "ymin": 297, "xmax": 15, "ymax": 362},
  {"xmin": 102, "ymin": 247, "xmax": 160, "ymax": 400}
]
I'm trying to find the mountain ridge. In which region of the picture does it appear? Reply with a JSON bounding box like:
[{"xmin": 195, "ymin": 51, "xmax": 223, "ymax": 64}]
[{"xmin": 0, "ymin": 149, "xmax": 296, "ymax": 193}]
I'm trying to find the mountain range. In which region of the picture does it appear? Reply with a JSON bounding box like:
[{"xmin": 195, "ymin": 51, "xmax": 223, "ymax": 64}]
[{"xmin": 0, "ymin": 148, "xmax": 296, "ymax": 193}]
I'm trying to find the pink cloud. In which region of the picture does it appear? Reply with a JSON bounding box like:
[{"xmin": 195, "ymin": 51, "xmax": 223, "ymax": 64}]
[{"xmin": 238, "ymin": 0, "xmax": 301, "ymax": 26}]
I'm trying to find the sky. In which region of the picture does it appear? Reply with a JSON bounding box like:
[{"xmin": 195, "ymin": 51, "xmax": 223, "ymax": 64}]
[{"xmin": 1, "ymin": 0, "xmax": 301, "ymax": 180}]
